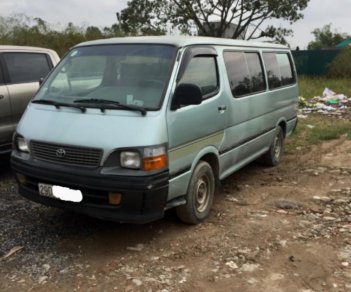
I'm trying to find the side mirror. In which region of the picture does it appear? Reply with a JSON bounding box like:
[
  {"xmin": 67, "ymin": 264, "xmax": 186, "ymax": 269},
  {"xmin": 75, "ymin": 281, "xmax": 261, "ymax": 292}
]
[
  {"xmin": 39, "ymin": 77, "xmax": 45, "ymax": 86},
  {"xmin": 171, "ymin": 83, "xmax": 202, "ymax": 110}
]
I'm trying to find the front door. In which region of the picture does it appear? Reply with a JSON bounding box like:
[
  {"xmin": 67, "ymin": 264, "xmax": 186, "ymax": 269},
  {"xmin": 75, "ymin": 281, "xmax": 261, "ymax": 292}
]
[{"xmin": 167, "ymin": 47, "xmax": 228, "ymax": 179}]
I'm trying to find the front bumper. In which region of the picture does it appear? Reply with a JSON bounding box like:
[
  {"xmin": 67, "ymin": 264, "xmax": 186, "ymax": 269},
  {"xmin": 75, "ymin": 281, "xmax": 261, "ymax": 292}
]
[{"xmin": 11, "ymin": 154, "xmax": 169, "ymax": 223}]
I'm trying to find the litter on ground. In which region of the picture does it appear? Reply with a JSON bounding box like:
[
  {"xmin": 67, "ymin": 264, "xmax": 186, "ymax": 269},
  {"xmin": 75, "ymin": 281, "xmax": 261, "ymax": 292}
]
[{"xmin": 299, "ymin": 88, "xmax": 351, "ymax": 116}]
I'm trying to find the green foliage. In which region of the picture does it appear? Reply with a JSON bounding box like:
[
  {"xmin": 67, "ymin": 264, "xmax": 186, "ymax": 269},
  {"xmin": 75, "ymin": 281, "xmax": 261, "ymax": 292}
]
[
  {"xmin": 0, "ymin": 14, "xmax": 124, "ymax": 57},
  {"xmin": 285, "ymin": 116, "xmax": 351, "ymax": 154},
  {"xmin": 298, "ymin": 76, "xmax": 351, "ymax": 98},
  {"xmin": 120, "ymin": 0, "xmax": 167, "ymax": 35},
  {"xmin": 119, "ymin": 0, "xmax": 310, "ymax": 43},
  {"xmin": 307, "ymin": 24, "xmax": 349, "ymax": 50},
  {"xmin": 327, "ymin": 47, "xmax": 351, "ymax": 78}
]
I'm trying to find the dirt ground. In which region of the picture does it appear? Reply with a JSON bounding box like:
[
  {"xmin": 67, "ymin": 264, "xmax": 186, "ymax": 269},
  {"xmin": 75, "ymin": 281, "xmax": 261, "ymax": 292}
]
[{"xmin": 1, "ymin": 136, "xmax": 351, "ymax": 292}]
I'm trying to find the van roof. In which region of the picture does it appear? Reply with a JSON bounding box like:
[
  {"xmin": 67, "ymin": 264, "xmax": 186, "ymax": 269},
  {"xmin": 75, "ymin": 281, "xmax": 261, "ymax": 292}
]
[
  {"xmin": 76, "ymin": 36, "xmax": 288, "ymax": 50},
  {"xmin": 0, "ymin": 45, "xmax": 57, "ymax": 54}
]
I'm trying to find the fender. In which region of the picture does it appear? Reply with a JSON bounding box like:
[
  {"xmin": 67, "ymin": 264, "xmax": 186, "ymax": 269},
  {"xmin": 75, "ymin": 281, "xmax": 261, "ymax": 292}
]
[{"xmin": 168, "ymin": 145, "xmax": 220, "ymax": 201}]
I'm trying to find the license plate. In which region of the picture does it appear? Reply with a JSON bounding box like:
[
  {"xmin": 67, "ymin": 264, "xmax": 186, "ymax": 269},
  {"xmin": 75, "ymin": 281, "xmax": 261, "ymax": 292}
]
[
  {"xmin": 38, "ymin": 183, "xmax": 83, "ymax": 203},
  {"xmin": 38, "ymin": 183, "xmax": 54, "ymax": 198}
]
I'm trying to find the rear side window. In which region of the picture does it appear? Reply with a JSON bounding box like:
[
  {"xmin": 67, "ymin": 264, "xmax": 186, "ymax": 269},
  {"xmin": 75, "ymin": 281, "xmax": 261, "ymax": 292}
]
[
  {"xmin": 0, "ymin": 64, "xmax": 4, "ymax": 85},
  {"xmin": 223, "ymin": 51, "xmax": 265, "ymax": 98},
  {"xmin": 263, "ymin": 52, "xmax": 295, "ymax": 89},
  {"xmin": 179, "ymin": 56, "xmax": 218, "ymax": 98},
  {"xmin": 3, "ymin": 53, "xmax": 51, "ymax": 84}
]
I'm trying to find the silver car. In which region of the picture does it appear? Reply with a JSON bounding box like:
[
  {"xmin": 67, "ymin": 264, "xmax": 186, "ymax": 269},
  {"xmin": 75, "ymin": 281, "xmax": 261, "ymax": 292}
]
[{"xmin": 0, "ymin": 45, "xmax": 59, "ymax": 155}]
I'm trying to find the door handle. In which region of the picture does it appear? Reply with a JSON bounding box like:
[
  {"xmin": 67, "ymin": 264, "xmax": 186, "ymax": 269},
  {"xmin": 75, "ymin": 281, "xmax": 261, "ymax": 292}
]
[
  {"xmin": 218, "ymin": 105, "xmax": 227, "ymax": 112},
  {"xmin": 0, "ymin": 95, "xmax": 4, "ymax": 100}
]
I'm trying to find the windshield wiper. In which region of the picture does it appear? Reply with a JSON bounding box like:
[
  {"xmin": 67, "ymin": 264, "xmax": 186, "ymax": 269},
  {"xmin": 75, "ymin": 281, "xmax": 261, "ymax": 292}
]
[
  {"xmin": 31, "ymin": 99, "xmax": 86, "ymax": 113},
  {"xmin": 74, "ymin": 98, "xmax": 147, "ymax": 116}
]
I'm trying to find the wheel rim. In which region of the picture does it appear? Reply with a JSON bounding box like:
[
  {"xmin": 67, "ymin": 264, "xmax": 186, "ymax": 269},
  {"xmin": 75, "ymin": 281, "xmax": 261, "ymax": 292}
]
[
  {"xmin": 195, "ymin": 175, "xmax": 210, "ymax": 213},
  {"xmin": 273, "ymin": 133, "xmax": 282, "ymax": 161}
]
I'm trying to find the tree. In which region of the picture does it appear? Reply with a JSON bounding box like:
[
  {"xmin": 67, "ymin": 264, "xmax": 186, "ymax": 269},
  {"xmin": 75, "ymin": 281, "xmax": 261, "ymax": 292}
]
[
  {"xmin": 85, "ymin": 26, "xmax": 103, "ymax": 40},
  {"xmin": 0, "ymin": 15, "xmax": 126, "ymax": 56},
  {"xmin": 328, "ymin": 47, "xmax": 351, "ymax": 78},
  {"xmin": 307, "ymin": 24, "xmax": 350, "ymax": 50},
  {"xmin": 119, "ymin": 0, "xmax": 167, "ymax": 35},
  {"xmin": 102, "ymin": 24, "xmax": 125, "ymax": 38},
  {"xmin": 119, "ymin": 0, "xmax": 310, "ymax": 42}
]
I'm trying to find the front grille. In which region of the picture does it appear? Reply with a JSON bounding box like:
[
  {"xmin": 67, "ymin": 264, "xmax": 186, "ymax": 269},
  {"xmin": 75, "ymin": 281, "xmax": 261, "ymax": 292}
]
[{"xmin": 30, "ymin": 141, "xmax": 103, "ymax": 167}]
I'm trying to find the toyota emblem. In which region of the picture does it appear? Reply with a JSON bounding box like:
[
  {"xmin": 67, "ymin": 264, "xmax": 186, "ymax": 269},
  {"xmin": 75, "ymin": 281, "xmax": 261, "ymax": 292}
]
[{"xmin": 55, "ymin": 148, "xmax": 66, "ymax": 158}]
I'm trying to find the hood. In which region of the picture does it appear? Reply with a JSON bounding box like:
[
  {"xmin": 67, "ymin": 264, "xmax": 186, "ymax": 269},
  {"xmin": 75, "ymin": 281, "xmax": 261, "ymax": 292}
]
[{"xmin": 17, "ymin": 104, "xmax": 167, "ymax": 159}]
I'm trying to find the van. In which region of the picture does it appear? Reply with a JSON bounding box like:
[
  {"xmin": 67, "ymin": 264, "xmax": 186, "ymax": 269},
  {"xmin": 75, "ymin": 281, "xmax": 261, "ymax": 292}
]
[
  {"xmin": 0, "ymin": 45, "xmax": 60, "ymax": 155},
  {"xmin": 11, "ymin": 36, "xmax": 298, "ymax": 224}
]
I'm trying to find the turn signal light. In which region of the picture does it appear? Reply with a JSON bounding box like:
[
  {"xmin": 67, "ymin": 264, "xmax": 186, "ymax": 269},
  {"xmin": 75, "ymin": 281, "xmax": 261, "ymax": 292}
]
[
  {"xmin": 108, "ymin": 192, "xmax": 122, "ymax": 205},
  {"xmin": 143, "ymin": 154, "xmax": 167, "ymax": 171}
]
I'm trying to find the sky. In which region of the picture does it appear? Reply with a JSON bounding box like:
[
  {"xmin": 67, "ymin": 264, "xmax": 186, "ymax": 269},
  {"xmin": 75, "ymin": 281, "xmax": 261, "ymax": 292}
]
[{"xmin": 1, "ymin": 0, "xmax": 350, "ymax": 49}]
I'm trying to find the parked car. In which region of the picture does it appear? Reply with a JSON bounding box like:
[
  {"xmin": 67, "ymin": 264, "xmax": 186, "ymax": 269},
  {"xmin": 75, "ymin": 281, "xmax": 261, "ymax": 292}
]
[
  {"xmin": 11, "ymin": 36, "xmax": 298, "ymax": 224},
  {"xmin": 0, "ymin": 45, "xmax": 60, "ymax": 155}
]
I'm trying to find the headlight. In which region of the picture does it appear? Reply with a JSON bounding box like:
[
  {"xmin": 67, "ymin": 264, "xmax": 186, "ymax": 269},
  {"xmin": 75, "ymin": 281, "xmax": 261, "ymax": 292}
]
[
  {"xmin": 120, "ymin": 151, "xmax": 141, "ymax": 169},
  {"xmin": 119, "ymin": 145, "xmax": 167, "ymax": 171},
  {"xmin": 16, "ymin": 136, "xmax": 30, "ymax": 153}
]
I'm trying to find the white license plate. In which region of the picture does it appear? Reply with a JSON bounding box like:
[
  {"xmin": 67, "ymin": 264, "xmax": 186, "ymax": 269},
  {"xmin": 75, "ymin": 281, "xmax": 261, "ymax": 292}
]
[
  {"xmin": 38, "ymin": 183, "xmax": 54, "ymax": 198},
  {"xmin": 38, "ymin": 183, "xmax": 83, "ymax": 203}
]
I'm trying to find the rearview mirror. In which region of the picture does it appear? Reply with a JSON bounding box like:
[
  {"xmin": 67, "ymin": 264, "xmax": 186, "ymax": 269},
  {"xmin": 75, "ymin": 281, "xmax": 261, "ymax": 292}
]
[{"xmin": 171, "ymin": 83, "xmax": 202, "ymax": 110}]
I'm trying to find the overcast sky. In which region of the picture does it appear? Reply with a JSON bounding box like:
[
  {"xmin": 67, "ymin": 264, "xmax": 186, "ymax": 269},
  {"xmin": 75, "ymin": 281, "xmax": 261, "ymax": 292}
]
[{"xmin": 1, "ymin": 0, "xmax": 350, "ymax": 49}]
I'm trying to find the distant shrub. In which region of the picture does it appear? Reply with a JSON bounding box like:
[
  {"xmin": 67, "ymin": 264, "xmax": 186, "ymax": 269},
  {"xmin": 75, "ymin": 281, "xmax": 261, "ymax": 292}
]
[{"xmin": 328, "ymin": 47, "xmax": 351, "ymax": 78}]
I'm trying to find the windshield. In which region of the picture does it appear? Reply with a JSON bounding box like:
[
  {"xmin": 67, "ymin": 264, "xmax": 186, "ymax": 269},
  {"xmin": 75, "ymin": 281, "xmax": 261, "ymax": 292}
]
[{"xmin": 35, "ymin": 44, "xmax": 177, "ymax": 110}]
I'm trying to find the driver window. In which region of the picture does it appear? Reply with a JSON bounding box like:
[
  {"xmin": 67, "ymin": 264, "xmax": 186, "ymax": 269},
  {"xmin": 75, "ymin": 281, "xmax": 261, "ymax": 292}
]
[{"xmin": 179, "ymin": 56, "xmax": 218, "ymax": 98}]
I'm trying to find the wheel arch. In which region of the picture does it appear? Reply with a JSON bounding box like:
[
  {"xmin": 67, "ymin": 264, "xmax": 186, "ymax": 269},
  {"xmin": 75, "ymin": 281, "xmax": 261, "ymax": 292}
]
[
  {"xmin": 176, "ymin": 147, "xmax": 218, "ymax": 224},
  {"xmin": 276, "ymin": 119, "xmax": 287, "ymax": 138},
  {"xmin": 191, "ymin": 146, "xmax": 220, "ymax": 181}
]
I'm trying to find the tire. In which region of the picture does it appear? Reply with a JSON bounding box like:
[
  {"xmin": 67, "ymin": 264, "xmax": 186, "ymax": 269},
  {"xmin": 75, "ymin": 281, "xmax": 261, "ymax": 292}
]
[
  {"xmin": 260, "ymin": 126, "xmax": 284, "ymax": 166},
  {"xmin": 176, "ymin": 161, "xmax": 215, "ymax": 224}
]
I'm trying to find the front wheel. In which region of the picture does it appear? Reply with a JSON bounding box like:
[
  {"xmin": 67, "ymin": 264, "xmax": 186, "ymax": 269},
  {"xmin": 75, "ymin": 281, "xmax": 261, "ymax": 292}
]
[
  {"xmin": 176, "ymin": 161, "xmax": 215, "ymax": 224},
  {"xmin": 259, "ymin": 126, "xmax": 284, "ymax": 166}
]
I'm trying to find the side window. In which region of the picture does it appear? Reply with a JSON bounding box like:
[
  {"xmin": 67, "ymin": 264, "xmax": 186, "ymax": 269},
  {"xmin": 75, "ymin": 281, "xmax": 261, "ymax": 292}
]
[
  {"xmin": 246, "ymin": 53, "xmax": 266, "ymax": 92},
  {"xmin": 262, "ymin": 53, "xmax": 280, "ymax": 89},
  {"xmin": 277, "ymin": 53, "xmax": 295, "ymax": 86},
  {"xmin": 223, "ymin": 51, "xmax": 266, "ymax": 98},
  {"xmin": 263, "ymin": 52, "xmax": 295, "ymax": 89},
  {"xmin": 3, "ymin": 53, "xmax": 51, "ymax": 84},
  {"xmin": 179, "ymin": 56, "xmax": 218, "ymax": 98},
  {"xmin": 0, "ymin": 63, "xmax": 4, "ymax": 85}
]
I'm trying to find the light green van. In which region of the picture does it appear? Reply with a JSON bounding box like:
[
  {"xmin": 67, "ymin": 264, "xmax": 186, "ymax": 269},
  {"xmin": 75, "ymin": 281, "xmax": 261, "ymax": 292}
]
[{"xmin": 11, "ymin": 36, "xmax": 298, "ymax": 224}]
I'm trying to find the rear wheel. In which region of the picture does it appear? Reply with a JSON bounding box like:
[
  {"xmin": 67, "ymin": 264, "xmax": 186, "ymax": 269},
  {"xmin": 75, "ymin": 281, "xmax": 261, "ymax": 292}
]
[
  {"xmin": 176, "ymin": 161, "xmax": 215, "ymax": 224},
  {"xmin": 260, "ymin": 126, "xmax": 284, "ymax": 166}
]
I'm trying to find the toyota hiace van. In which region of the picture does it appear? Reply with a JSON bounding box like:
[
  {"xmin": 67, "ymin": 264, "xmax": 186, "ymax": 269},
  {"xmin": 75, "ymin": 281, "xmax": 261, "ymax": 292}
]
[{"xmin": 11, "ymin": 36, "xmax": 298, "ymax": 224}]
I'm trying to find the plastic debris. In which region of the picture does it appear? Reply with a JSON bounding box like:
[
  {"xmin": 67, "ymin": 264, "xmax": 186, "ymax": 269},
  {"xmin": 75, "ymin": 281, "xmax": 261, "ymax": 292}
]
[
  {"xmin": 300, "ymin": 88, "xmax": 351, "ymax": 116},
  {"xmin": 323, "ymin": 88, "xmax": 336, "ymax": 97}
]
